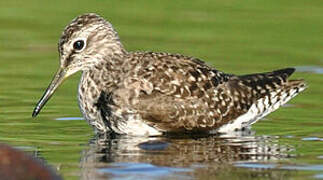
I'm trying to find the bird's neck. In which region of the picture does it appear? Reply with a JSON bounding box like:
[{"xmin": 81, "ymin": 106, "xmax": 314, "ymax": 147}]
[{"xmin": 82, "ymin": 52, "xmax": 126, "ymax": 90}]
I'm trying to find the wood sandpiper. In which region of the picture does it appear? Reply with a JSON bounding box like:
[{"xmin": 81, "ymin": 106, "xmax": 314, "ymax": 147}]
[{"xmin": 32, "ymin": 13, "xmax": 307, "ymax": 136}]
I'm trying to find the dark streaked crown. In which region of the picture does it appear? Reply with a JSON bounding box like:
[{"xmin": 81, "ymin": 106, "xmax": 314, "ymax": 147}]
[{"xmin": 58, "ymin": 13, "xmax": 106, "ymax": 53}]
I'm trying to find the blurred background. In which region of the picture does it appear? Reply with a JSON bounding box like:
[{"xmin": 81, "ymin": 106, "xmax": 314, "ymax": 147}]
[{"xmin": 0, "ymin": 0, "xmax": 322, "ymax": 179}]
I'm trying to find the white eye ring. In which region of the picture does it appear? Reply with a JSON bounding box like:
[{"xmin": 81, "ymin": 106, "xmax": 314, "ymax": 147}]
[{"xmin": 72, "ymin": 38, "xmax": 87, "ymax": 52}]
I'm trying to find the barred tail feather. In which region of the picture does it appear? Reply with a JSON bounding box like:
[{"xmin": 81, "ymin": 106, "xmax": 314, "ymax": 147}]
[
  {"xmin": 246, "ymin": 79, "xmax": 307, "ymax": 126},
  {"xmin": 217, "ymin": 69, "xmax": 307, "ymax": 133}
]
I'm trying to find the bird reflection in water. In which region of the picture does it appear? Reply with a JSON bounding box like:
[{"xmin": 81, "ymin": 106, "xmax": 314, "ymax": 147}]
[{"xmin": 80, "ymin": 129, "xmax": 294, "ymax": 180}]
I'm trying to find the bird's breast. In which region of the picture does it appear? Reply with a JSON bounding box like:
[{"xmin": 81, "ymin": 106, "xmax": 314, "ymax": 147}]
[{"xmin": 78, "ymin": 73, "xmax": 103, "ymax": 122}]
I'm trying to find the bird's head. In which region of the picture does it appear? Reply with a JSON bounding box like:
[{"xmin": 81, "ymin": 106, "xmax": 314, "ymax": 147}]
[{"xmin": 32, "ymin": 13, "xmax": 124, "ymax": 117}]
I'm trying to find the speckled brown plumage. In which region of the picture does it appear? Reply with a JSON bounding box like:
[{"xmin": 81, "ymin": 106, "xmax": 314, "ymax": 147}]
[{"xmin": 32, "ymin": 13, "xmax": 307, "ymax": 136}]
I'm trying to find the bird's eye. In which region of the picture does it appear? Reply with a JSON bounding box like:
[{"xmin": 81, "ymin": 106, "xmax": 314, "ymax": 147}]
[{"xmin": 73, "ymin": 40, "xmax": 85, "ymax": 51}]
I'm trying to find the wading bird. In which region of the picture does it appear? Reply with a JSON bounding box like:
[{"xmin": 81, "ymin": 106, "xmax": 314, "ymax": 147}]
[{"xmin": 32, "ymin": 13, "xmax": 307, "ymax": 136}]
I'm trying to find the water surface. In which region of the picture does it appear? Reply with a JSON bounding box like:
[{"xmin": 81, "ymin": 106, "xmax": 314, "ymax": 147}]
[{"xmin": 0, "ymin": 0, "xmax": 322, "ymax": 179}]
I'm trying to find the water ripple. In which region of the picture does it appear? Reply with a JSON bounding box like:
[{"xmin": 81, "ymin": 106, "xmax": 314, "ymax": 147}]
[
  {"xmin": 235, "ymin": 162, "xmax": 323, "ymax": 171},
  {"xmin": 295, "ymin": 66, "xmax": 323, "ymax": 74},
  {"xmin": 314, "ymin": 174, "xmax": 323, "ymax": 179},
  {"xmin": 55, "ymin": 117, "xmax": 84, "ymax": 121},
  {"xmin": 301, "ymin": 137, "xmax": 323, "ymax": 141},
  {"xmin": 98, "ymin": 162, "xmax": 192, "ymax": 180}
]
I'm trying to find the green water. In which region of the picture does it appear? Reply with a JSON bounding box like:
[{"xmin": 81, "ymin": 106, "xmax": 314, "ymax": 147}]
[{"xmin": 0, "ymin": 0, "xmax": 322, "ymax": 179}]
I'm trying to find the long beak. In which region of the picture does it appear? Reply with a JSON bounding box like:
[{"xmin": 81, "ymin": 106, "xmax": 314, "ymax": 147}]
[{"xmin": 32, "ymin": 68, "xmax": 67, "ymax": 117}]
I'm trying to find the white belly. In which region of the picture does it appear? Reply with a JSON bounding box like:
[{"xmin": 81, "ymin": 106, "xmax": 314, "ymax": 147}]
[{"xmin": 108, "ymin": 112, "xmax": 162, "ymax": 136}]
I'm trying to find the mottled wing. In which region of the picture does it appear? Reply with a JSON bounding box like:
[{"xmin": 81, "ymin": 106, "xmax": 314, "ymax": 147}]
[{"xmin": 112, "ymin": 52, "xmax": 231, "ymax": 132}]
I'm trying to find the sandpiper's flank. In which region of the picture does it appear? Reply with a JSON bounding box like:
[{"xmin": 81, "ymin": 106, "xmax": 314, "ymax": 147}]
[{"xmin": 32, "ymin": 13, "xmax": 307, "ymax": 136}]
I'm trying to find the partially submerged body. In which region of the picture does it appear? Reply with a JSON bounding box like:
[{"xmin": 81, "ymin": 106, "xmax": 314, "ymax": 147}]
[{"xmin": 78, "ymin": 51, "xmax": 306, "ymax": 136}]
